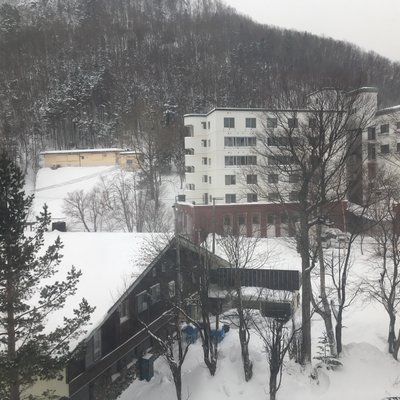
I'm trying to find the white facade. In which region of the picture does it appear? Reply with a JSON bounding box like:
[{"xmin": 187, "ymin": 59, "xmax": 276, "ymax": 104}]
[
  {"xmin": 183, "ymin": 88, "xmax": 400, "ymax": 206},
  {"xmin": 184, "ymin": 107, "xmax": 328, "ymax": 205}
]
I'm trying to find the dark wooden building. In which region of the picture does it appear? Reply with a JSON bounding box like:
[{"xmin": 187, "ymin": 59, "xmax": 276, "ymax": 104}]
[
  {"xmin": 67, "ymin": 236, "xmax": 301, "ymax": 400},
  {"xmin": 67, "ymin": 236, "xmax": 228, "ymax": 400}
]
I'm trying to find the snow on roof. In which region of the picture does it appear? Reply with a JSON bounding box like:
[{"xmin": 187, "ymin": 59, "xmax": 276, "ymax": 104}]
[
  {"xmin": 376, "ymin": 104, "xmax": 400, "ymax": 116},
  {"xmin": 206, "ymin": 234, "xmax": 302, "ymax": 271},
  {"xmin": 42, "ymin": 231, "xmax": 163, "ymax": 346},
  {"xmin": 40, "ymin": 148, "xmax": 124, "ymax": 155}
]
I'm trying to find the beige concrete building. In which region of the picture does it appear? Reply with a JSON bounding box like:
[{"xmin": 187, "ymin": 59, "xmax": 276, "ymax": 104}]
[
  {"xmin": 40, "ymin": 149, "xmax": 142, "ymax": 170},
  {"xmin": 119, "ymin": 151, "xmax": 143, "ymax": 171}
]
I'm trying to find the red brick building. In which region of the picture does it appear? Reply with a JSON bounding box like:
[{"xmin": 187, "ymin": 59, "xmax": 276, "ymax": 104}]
[{"xmin": 177, "ymin": 201, "xmax": 348, "ymax": 243}]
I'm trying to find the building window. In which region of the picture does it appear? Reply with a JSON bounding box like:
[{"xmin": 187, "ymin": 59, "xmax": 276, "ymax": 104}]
[
  {"xmin": 268, "ymin": 174, "xmax": 278, "ymax": 184},
  {"xmin": 201, "ymin": 139, "xmax": 207, "ymax": 147},
  {"xmin": 397, "ymin": 122, "xmax": 400, "ymax": 130},
  {"xmin": 268, "ymin": 192, "xmax": 279, "ymax": 201},
  {"xmin": 247, "ymin": 174, "xmax": 257, "ymax": 184},
  {"xmin": 208, "ymin": 140, "xmax": 211, "ymax": 147},
  {"xmin": 252, "ymin": 214, "xmax": 260, "ymax": 224},
  {"xmin": 381, "ymin": 144, "xmax": 389, "ymax": 154},
  {"xmin": 289, "ymin": 191, "xmax": 299, "ymax": 201},
  {"xmin": 186, "ymin": 166, "xmax": 195, "ymax": 173},
  {"xmin": 119, "ymin": 298, "xmax": 129, "ymax": 321},
  {"xmin": 268, "ymin": 156, "xmax": 294, "ymax": 165},
  {"xmin": 245, "ymin": 118, "xmax": 256, "ymax": 128},
  {"xmin": 225, "ymin": 194, "xmax": 236, "ymax": 203},
  {"xmin": 186, "ymin": 183, "xmax": 195, "ymax": 190},
  {"xmin": 367, "ymin": 144, "xmax": 376, "ymax": 160},
  {"xmin": 168, "ymin": 281, "xmax": 175, "ymax": 298},
  {"xmin": 224, "ymin": 117, "xmax": 235, "ymax": 128},
  {"xmin": 288, "ymin": 118, "xmax": 298, "ymax": 129},
  {"xmin": 247, "ymin": 193, "xmax": 258, "ymax": 202},
  {"xmin": 224, "ymin": 137, "xmax": 256, "ymax": 147},
  {"xmin": 150, "ymin": 284, "xmax": 161, "ymax": 304},
  {"xmin": 289, "ymin": 174, "xmax": 300, "ymax": 183},
  {"xmin": 225, "ymin": 175, "xmax": 236, "ymax": 185},
  {"xmin": 367, "ymin": 127, "xmax": 376, "ymax": 140},
  {"xmin": 267, "ymin": 118, "xmax": 277, "ymax": 128},
  {"xmin": 203, "ymin": 193, "xmax": 208, "ymax": 204},
  {"xmin": 397, "ymin": 143, "xmax": 400, "ymax": 152},
  {"xmin": 202, "ymin": 157, "xmax": 208, "ymax": 165},
  {"xmin": 238, "ymin": 214, "xmax": 247, "ymax": 234},
  {"xmin": 137, "ymin": 291, "xmax": 148, "ymax": 313},
  {"xmin": 223, "ymin": 214, "xmax": 232, "ymax": 234},
  {"xmin": 267, "ymin": 214, "xmax": 274, "ymax": 225},
  {"xmin": 308, "ymin": 118, "xmax": 316, "ymax": 129},
  {"xmin": 381, "ymin": 124, "xmax": 389, "ymax": 134},
  {"xmin": 224, "ymin": 156, "xmax": 257, "ymax": 166},
  {"xmin": 209, "ymin": 176, "xmax": 212, "ymax": 184},
  {"xmin": 201, "ymin": 122, "xmax": 207, "ymax": 129},
  {"xmin": 202, "ymin": 175, "xmax": 208, "ymax": 182},
  {"xmin": 93, "ymin": 330, "xmax": 101, "ymax": 361},
  {"xmin": 267, "ymin": 136, "xmax": 290, "ymax": 146},
  {"xmin": 208, "ymin": 121, "xmax": 210, "ymax": 129}
]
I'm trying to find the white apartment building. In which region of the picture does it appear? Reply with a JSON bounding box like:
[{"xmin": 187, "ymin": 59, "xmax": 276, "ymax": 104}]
[
  {"xmin": 183, "ymin": 87, "xmax": 400, "ymax": 207},
  {"xmin": 184, "ymin": 107, "xmax": 315, "ymax": 205}
]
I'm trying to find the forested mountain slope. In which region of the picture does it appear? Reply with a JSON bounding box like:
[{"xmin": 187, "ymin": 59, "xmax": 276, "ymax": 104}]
[{"xmin": 1, "ymin": 0, "xmax": 400, "ymax": 169}]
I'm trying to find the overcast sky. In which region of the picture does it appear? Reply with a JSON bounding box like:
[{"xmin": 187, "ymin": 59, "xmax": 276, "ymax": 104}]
[{"xmin": 224, "ymin": 0, "xmax": 400, "ymax": 63}]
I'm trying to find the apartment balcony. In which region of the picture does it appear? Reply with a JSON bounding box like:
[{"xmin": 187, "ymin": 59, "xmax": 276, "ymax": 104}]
[
  {"xmin": 184, "ymin": 154, "xmax": 199, "ymax": 167},
  {"xmin": 184, "ymin": 136, "xmax": 197, "ymax": 149}
]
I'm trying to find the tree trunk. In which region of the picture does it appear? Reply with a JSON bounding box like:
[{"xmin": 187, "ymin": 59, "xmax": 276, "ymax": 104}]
[
  {"xmin": 335, "ymin": 309, "xmax": 343, "ymax": 355},
  {"xmin": 299, "ymin": 209, "xmax": 312, "ymax": 365},
  {"xmin": 172, "ymin": 366, "xmax": 182, "ymax": 400},
  {"xmin": 269, "ymin": 370, "xmax": 278, "ymax": 400},
  {"xmin": 316, "ymin": 223, "xmax": 337, "ymax": 358},
  {"xmin": 237, "ymin": 288, "xmax": 253, "ymax": 381},
  {"xmin": 393, "ymin": 328, "xmax": 400, "ymax": 360},
  {"xmin": 7, "ymin": 278, "xmax": 19, "ymax": 400},
  {"xmin": 388, "ymin": 312, "xmax": 396, "ymax": 354}
]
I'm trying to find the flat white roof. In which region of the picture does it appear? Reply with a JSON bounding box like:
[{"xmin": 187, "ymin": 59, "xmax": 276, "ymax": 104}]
[{"xmin": 40, "ymin": 148, "xmax": 124, "ymax": 155}]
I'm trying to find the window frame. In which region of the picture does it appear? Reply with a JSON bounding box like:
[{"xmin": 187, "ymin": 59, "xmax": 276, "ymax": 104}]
[
  {"xmin": 225, "ymin": 194, "xmax": 237, "ymax": 203},
  {"xmin": 224, "ymin": 117, "xmax": 235, "ymax": 128},
  {"xmin": 245, "ymin": 117, "xmax": 257, "ymax": 128}
]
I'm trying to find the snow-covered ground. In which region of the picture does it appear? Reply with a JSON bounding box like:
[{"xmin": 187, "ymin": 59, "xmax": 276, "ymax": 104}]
[
  {"xmin": 29, "ymin": 166, "xmax": 400, "ymax": 399},
  {"xmin": 117, "ymin": 237, "xmax": 400, "ymax": 400},
  {"xmin": 32, "ymin": 166, "xmax": 182, "ymax": 224}
]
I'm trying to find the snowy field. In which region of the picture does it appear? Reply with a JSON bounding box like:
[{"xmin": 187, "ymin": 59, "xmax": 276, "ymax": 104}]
[
  {"xmin": 30, "ymin": 167, "xmax": 400, "ymax": 399},
  {"xmin": 32, "ymin": 166, "xmax": 182, "ymax": 222}
]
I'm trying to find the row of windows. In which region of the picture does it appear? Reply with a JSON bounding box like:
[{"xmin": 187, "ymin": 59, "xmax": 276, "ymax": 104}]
[
  {"xmin": 268, "ymin": 173, "xmax": 299, "ymax": 183},
  {"xmin": 225, "ymin": 174, "xmax": 257, "ymax": 185},
  {"xmin": 225, "ymin": 193, "xmax": 258, "ymax": 203},
  {"xmin": 224, "ymin": 136, "xmax": 257, "ymax": 147},
  {"xmin": 223, "ymin": 213, "xmax": 299, "ymax": 226},
  {"xmin": 225, "ymin": 155, "xmax": 257, "ymax": 166},
  {"xmin": 224, "ymin": 117, "xmax": 257, "ymax": 129},
  {"xmin": 368, "ymin": 122, "xmax": 400, "ymax": 138},
  {"xmin": 367, "ymin": 143, "xmax": 400, "ymax": 159},
  {"xmin": 136, "ymin": 281, "xmax": 175, "ymax": 314}
]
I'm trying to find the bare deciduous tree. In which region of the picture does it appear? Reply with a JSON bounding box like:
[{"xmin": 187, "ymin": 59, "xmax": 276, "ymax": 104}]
[
  {"xmin": 363, "ymin": 171, "xmax": 400, "ymax": 359},
  {"xmin": 250, "ymin": 89, "xmax": 374, "ymax": 364}
]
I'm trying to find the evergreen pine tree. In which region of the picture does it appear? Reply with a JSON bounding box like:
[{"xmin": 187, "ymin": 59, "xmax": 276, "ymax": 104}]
[{"xmin": 0, "ymin": 153, "xmax": 94, "ymax": 400}]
